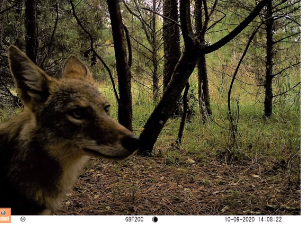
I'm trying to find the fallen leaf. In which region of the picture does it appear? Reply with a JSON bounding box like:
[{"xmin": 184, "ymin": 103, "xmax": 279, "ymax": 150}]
[
  {"xmin": 221, "ymin": 206, "xmax": 230, "ymax": 212},
  {"xmin": 251, "ymin": 174, "xmax": 260, "ymax": 178},
  {"xmin": 186, "ymin": 158, "xmax": 196, "ymax": 164}
]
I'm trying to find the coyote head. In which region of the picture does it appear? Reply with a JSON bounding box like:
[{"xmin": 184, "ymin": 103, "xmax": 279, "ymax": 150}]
[{"xmin": 8, "ymin": 46, "xmax": 139, "ymax": 160}]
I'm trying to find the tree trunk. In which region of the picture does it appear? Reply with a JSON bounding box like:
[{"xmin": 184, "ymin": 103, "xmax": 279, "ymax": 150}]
[
  {"xmin": 198, "ymin": 54, "xmax": 212, "ymax": 119},
  {"xmin": 107, "ymin": 0, "xmax": 133, "ymax": 131},
  {"xmin": 264, "ymin": 0, "xmax": 274, "ymax": 118},
  {"xmin": 195, "ymin": 0, "xmax": 212, "ymax": 122},
  {"xmin": 152, "ymin": 0, "xmax": 159, "ymax": 102},
  {"xmin": 25, "ymin": 0, "xmax": 38, "ymax": 64},
  {"xmin": 163, "ymin": 0, "xmax": 180, "ymax": 93}
]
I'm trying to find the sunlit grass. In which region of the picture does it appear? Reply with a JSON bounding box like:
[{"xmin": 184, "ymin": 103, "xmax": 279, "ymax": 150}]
[
  {"xmin": 96, "ymin": 70, "xmax": 300, "ymax": 166},
  {"xmin": 1, "ymin": 69, "xmax": 300, "ymax": 165}
]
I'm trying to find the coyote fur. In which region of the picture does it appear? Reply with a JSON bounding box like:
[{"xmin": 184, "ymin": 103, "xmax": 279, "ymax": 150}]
[{"xmin": 0, "ymin": 46, "xmax": 139, "ymax": 215}]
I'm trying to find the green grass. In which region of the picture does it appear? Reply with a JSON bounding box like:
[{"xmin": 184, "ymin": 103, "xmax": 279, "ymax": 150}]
[{"xmin": 1, "ymin": 73, "xmax": 300, "ymax": 166}]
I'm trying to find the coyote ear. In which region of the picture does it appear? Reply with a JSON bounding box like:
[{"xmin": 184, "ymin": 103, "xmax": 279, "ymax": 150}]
[
  {"xmin": 8, "ymin": 45, "xmax": 51, "ymax": 110},
  {"xmin": 62, "ymin": 55, "xmax": 92, "ymax": 79}
]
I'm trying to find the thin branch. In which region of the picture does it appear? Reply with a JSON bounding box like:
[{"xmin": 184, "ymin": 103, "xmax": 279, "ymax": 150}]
[
  {"xmin": 122, "ymin": 0, "xmax": 151, "ymax": 30},
  {"xmin": 273, "ymin": 82, "xmax": 301, "ymax": 97},
  {"xmin": 69, "ymin": 0, "xmax": 119, "ymax": 103},
  {"xmin": 209, "ymin": 0, "xmax": 218, "ymax": 17},
  {"xmin": 274, "ymin": 32, "xmax": 300, "ymax": 44},
  {"xmin": 123, "ymin": 25, "xmax": 132, "ymax": 67},
  {"xmin": 203, "ymin": 0, "xmax": 269, "ymax": 54},
  {"xmin": 133, "ymin": 0, "xmax": 152, "ymax": 33},
  {"xmin": 272, "ymin": 62, "xmax": 301, "ymax": 78},
  {"xmin": 0, "ymin": 0, "xmax": 21, "ymax": 15},
  {"xmin": 129, "ymin": 35, "xmax": 153, "ymax": 53},
  {"xmin": 207, "ymin": 14, "xmax": 226, "ymax": 31},
  {"xmin": 142, "ymin": 7, "xmax": 181, "ymax": 27},
  {"xmin": 228, "ymin": 24, "xmax": 262, "ymax": 113}
]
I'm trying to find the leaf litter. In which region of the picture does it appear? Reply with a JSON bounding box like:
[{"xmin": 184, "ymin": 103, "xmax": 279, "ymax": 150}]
[{"xmin": 57, "ymin": 153, "xmax": 300, "ymax": 215}]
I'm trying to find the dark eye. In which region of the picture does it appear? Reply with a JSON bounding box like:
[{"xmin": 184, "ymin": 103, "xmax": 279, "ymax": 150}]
[
  {"xmin": 69, "ymin": 109, "xmax": 84, "ymax": 119},
  {"xmin": 105, "ymin": 105, "xmax": 110, "ymax": 113}
]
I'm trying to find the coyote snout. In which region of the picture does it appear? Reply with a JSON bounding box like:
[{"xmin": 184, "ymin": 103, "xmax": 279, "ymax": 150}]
[{"xmin": 0, "ymin": 46, "xmax": 139, "ymax": 215}]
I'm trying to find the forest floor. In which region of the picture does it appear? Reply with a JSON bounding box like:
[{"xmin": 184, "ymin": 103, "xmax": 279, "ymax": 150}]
[{"xmin": 56, "ymin": 147, "xmax": 300, "ymax": 215}]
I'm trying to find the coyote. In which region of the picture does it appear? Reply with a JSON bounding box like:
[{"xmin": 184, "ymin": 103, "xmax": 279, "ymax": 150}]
[{"xmin": 0, "ymin": 46, "xmax": 139, "ymax": 215}]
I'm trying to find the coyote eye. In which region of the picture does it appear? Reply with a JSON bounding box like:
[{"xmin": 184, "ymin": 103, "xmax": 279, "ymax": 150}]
[
  {"xmin": 105, "ymin": 105, "xmax": 110, "ymax": 113},
  {"xmin": 69, "ymin": 109, "xmax": 84, "ymax": 119}
]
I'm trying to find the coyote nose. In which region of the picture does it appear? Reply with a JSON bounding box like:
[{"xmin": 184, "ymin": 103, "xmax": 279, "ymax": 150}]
[{"xmin": 121, "ymin": 135, "xmax": 140, "ymax": 153}]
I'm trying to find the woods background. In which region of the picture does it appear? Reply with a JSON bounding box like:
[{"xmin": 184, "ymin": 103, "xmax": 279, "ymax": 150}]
[{"xmin": 0, "ymin": 0, "xmax": 301, "ymax": 215}]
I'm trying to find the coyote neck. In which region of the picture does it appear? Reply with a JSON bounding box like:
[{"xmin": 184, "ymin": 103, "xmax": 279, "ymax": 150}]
[{"xmin": 1, "ymin": 111, "xmax": 91, "ymax": 213}]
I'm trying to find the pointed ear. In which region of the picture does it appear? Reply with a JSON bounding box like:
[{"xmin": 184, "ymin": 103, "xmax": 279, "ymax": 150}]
[
  {"xmin": 8, "ymin": 45, "xmax": 51, "ymax": 110},
  {"xmin": 62, "ymin": 55, "xmax": 92, "ymax": 79}
]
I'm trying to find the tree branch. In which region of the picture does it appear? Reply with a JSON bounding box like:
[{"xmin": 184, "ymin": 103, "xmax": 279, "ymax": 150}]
[
  {"xmin": 228, "ymin": 24, "xmax": 262, "ymax": 114},
  {"xmin": 274, "ymin": 32, "xmax": 300, "ymax": 44},
  {"xmin": 273, "ymin": 82, "xmax": 300, "ymax": 97},
  {"xmin": 203, "ymin": 0, "xmax": 269, "ymax": 54},
  {"xmin": 272, "ymin": 62, "xmax": 301, "ymax": 78},
  {"xmin": 0, "ymin": 0, "xmax": 21, "ymax": 15},
  {"xmin": 142, "ymin": 7, "xmax": 181, "ymax": 27}
]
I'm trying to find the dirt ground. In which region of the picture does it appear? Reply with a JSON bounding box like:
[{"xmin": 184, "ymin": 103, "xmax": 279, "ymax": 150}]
[{"xmin": 56, "ymin": 151, "xmax": 300, "ymax": 215}]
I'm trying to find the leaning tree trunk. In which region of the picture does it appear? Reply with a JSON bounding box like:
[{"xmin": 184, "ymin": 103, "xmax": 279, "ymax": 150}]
[
  {"xmin": 139, "ymin": 45, "xmax": 201, "ymax": 155},
  {"xmin": 107, "ymin": 0, "xmax": 133, "ymax": 131},
  {"xmin": 264, "ymin": 0, "xmax": 274, "ymax": 118},
  {"xmin": 163, "ymin": 0, "xmax": 180, "ymax": 93},
  {"xmin": 25, "ymin": 0, "xmax": 38, "ymax": 64}
]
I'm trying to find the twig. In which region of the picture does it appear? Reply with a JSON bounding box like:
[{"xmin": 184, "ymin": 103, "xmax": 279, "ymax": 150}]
[
  {"xmin": 272, "ymin": 62, "xmax": 301, "ymax": 78},
  {"xmin": 273, "ymin": 82, "xmax": 301, "ymax": 97},
  {"xmin": 142, "ymin": 7, "xmax": 181, "ymax": 27},
  {"xmin": 0, "ymin": 0, "xmax": 21, "ymax": 15}
]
